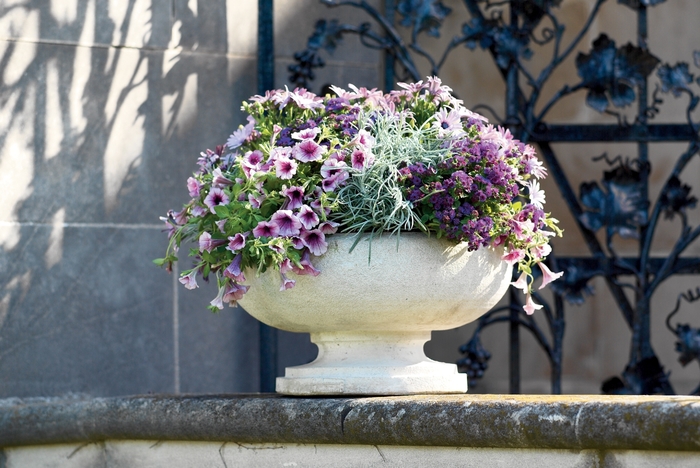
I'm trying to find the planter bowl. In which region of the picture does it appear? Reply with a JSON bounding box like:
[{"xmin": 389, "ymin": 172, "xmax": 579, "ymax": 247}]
[{"xmin": 239, "ymin": 233, "xmax": 512, "ymax": 395}]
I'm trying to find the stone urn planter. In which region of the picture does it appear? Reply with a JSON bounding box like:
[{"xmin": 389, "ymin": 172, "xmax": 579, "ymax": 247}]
[{"xmin": 239, "ymin": 233, "xmax": 512, "ymax": 396}]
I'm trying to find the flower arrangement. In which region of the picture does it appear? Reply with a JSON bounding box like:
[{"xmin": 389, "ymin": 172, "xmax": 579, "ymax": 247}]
[{"xmin": 156, "ymin": 77, "xmax": 563, "ymax": 314}]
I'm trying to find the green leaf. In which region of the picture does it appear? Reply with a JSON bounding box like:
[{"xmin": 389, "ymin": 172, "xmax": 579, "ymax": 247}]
[{"xmin": 214, "ymin": 205, "xmax": 230, "ymax": 218}]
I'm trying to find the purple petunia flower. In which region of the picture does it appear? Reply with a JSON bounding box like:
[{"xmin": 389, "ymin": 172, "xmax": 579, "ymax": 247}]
[
  {"xmin": 270, "ymin": 210, "xmax": 302, "ymax": 237},
  {"xmin": 224, "ymin": 253, "xmax": 246, "ymax": 282},
  {"xmin": 318, "ymin": 221, "xmax": 339, "ymax": 235},
  {"xmin": 253, "ymin": 221, "xmax": 280, "ymax": 238},
  {"xmin": 212, "ymin": 168, "xmax": 234, "ymax": 188},
  {"xmin": 248, "ymin": 193, "xmax": 265, "ymax": 209},
  {"xmin": 223, "ymin": 282, "xmax": 249, "ymax": 306},
  {"xmin": 350, "ymin": 148, "xmax": 374, "ymax": 170},
  {"xmin": 191, "ymin": 205, "xmax": 208, "ymax": 218},
  {"xmin": 282, "ymin": 185, "xmax": 305, "ymax": 210},
  {"xmin": 292, "ymin": 139, "xmax": 326, "ymax": 162},
  {"xmin": 199, "ymin": 232, "xmax": 226, "ymax": 252},
  {"xmin": 292, "ymin": 127, "xmax": 321, "ymax": 141},
  {"xmin": 275, "ymin": 155, "xmax": 298, "ymax": 180},
  {"xmin": 292, "ymin": 249, "xmax": 321, "ymax": 276},
  {"xmin": 279, "ymin": 272, "xmax": 296, "ymax": 291},
  {"xmin": 300, "ymin": 229, "xmax": 327, "ymax": 256},
  {"xmin": 204, "ymin": 187, "xmax": 230, "ymax": 214},
  {"xmin": 179, "ymin": 270, "xmax": 199, "ymax": 290},
  {"xmin": 297, "ymin": 205, "xmax": 320, "ymax": 230},
  {"xmin": 227, "ymin": 232, "xmax": 248, "ymax": 252}
]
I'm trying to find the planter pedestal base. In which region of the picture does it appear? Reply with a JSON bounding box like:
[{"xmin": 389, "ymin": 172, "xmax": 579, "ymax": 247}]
[{"xmin": 276, "ymin": 331, "xmax": 468, "ymax": 396}]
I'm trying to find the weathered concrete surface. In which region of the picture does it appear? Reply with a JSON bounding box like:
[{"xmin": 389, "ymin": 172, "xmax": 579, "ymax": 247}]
[
  {"xmin": 1, "ymin": 394, "xmax": 699, "ymax": 452},
  {"xmin": 12, "ymin": 441, "xmax": 700, "ymax": 468}
]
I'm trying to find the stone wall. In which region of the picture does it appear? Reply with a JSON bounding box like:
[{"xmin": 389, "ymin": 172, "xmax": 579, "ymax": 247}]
[
  {"xmin": 2, "ymin": 394, "xmax": 700, "ymax": 467},
  {"xmin": 0, "ymin": 1, "xmax": 379, "ymax": 397}
]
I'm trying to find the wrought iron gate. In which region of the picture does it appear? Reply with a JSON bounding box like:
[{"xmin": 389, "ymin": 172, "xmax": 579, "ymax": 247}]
[{"xmin": 259, "ymin": 0, "xmax": 700, "ymax": 394}]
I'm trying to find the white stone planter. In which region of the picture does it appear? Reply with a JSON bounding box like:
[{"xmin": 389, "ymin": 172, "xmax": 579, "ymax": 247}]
[{"xmin": 239, "ymin": 233, "xmax": 512, "ymax": 395}]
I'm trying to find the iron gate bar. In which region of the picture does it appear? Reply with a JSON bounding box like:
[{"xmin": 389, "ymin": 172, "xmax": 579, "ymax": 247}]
[
  {"xmin": 556, "ymin": 258, "xmax": 700, "ymax": 276},
  {"xmin": 530, "ymin": 124, "xmax": 698, "ymax": 142},
  {"xmin": 257, "ymin": 0, "xmax": 278, "ymax": 393}
]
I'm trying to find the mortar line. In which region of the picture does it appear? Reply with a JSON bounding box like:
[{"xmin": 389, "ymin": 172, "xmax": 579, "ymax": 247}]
[
  {"xmin": 0, "ymin": 221, "xmax": 164, "ymax": 230},
  {"xmin": 0, "ymin": 36, "xmax": 256, "ymax": 60}
]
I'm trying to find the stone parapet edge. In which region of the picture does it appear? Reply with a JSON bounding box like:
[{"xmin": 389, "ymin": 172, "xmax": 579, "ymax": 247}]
[{"xmin": 1, "ymin": 394, "xmax": 699, "ymax": 451}]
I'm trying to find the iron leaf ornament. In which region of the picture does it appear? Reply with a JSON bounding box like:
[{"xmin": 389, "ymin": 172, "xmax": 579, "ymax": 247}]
[
  {"xmin": 659, "ymin": 176, "xmax": 697, "ymax": 220},
  {"xmin": 289, "ymin": 19, "xmax": 350, "ymax": 88},
  {"xmin": 520, "ymin": 0, "xmax": 563, "ymax": 31},
  {"xmin": 398, "ymin": 0, "xmax": 451, "ymax": 38},
  {"xmin": 576, "ymin": 34, "xmax": 661, "ymax": 112},
  {"xmin": 579, "ymin": 155, "xmax": 649, "ymax": 239},
  {"xmin": 665, "ymin": 288, "xmax": 700, "ymax": 395},
  {"xmin": 550, "ymin": 263, "xmax": 597, "ymax": 306},
  {"xmin": 462, "ymin": 19, "xmax": 532, "ymax": 69}
]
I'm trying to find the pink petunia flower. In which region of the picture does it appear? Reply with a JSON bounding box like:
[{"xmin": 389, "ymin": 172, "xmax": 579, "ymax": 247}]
[
  {"xmin": 292, "ymin": 139, "xmax": 326, "ymax": 162},
  {"xmin": 275, "ymin": 155, "xmax": 298, "ymax": 180},
  {"xmin": 538, "ymin": 262, "xmax": 564, "ymax": 290},
  {"xmin": 210, "ymin": 286, "xmax": 226, "ymax": 310},
  {"xmin": 502, "ymin": 248, "xmax": 526, "ymax": 266},
  {"xmin": 204, "ymin": 187, "xmax": 230, "ymax": 214},
  {"xmin": 290, "ymin": 236, "xmax": 305, "ymax": 250},
  {"xmin": 292, "ymin": 127, "xmax": 321, "ymax": 141},
  {"xmin": 187, "ymin": 177, "xmax": 201, "ymax": 197},
  {"xmin": 279, "ymin": 258, "xmax": 294, "ymax": 274},
  {"xmin": 191, "ymin": 205, "xmax": 208, "ymax": 218},
  {"xmin": 321, "ymin": 174, "xmax": 343, "ymax": 192},
  {"xmin": 350, "ymin": 148, "xmax": 374, "ymax": 170},
  {"xmin": 350, "ymin": 129, "xmax": 375, "ymax": 149},
  {"xmin": 270, "ymin": 210, "xmax": 302, "ymax": 237},
  {"xmin": 523, "ymin": 294, "xmax": 543, "ymax": 315},
  {"xmin": 511, "ymin": 272, "xmax": 529, "ymax": 293},
  {"xmin": 530, "ymin": 243, "xmax": 552, "ymax": 260},
  {"xmin": 320, "ymin": 158, "xmax": 348, "ymax": 179}
]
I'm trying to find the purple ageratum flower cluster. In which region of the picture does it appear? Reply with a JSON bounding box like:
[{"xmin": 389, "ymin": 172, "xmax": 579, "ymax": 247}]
[{"xmin": 157, "ymin": 77, "xmax": 562, "ymax": 314}]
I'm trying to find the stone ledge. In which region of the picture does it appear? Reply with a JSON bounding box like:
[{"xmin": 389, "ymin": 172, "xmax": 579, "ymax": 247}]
[{"xmin": 1, "ymin": 394, "xmax": 699, "ymax": 451}]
